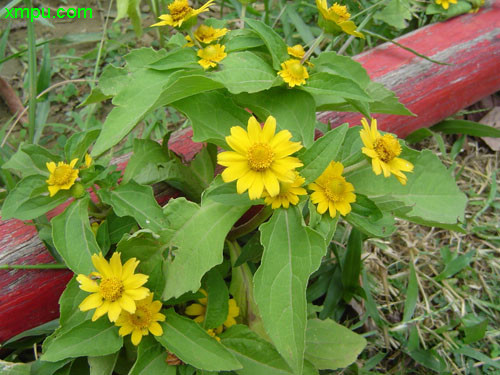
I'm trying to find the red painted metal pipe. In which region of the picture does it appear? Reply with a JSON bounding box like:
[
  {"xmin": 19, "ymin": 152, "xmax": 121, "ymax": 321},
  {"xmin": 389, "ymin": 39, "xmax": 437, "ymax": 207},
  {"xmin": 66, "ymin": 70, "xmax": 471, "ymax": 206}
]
[{"xmin": 1, "ymin": 3, "xmax": 500, "ymax": 343}]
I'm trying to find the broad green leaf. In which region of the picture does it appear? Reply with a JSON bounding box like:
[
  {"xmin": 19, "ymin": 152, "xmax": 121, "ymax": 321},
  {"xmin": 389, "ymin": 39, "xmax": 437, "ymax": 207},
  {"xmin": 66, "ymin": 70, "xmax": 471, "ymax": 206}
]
[
  {"xmin": 307, "ymin": 200, "xmax": 338, "ymax": 244},
  {"xmin": 245, "ymin": 18, "xmax": 288, "ymax": 70},
  {"xmin": 30, "ymin": 359, "xmax": 71, "ymax": 375},
  {"xmin": 255, "ymin": 207, "xmax": 326, "ymax": 375},
  {"xmin": 366, "ymin": 82, "xmax": 414, "ymax": 116},
  {"xmin": 107, "ymin": 212, "xmax": 137, "ymax": 244},
  {"xmin": 122, "ymin": 139, "xmax": 169, "ymax": 184},
  {"xmin": 220, "ymin": 325, "xmax": 294, "ymax": 375},
  {"xmin": 88, "ymin": 352, "xmax": 118, "ymax": 375},
  {"xmin": 341, "ymin": 228, "xmax": 362, "ymax": 301},
  {"xmin": 402, "ymin": 262, "xmax": 418, "ymax": 322},
  {"xmin": 431, "ymin": 119, "xmax": 500, "ymax": 137},
  {"xmin": 161, "ymin": 198, "xmax": 249, "ymax": 299},
  {"xmin": 1, "ymin": 175, "xmax": 72, "ymax": 220},
  {"xmin": 64, "ymin": 130, "xmax": 100, "ymax": 163},
  {"xmin": 0, "ymin": 360, "xmax": 30, "ymax": 375},
  {"xmin": 305, "ymin": 319, "xmax": 366, "ymax": 370},
  {"xmin": 52, "ymin": 197, "xmax": 101, "ymax": 274},
  {"xmin": 129, "ymin": 336, "xmax": 176, "ymax": 375},
  {"xmin": 41, "ymin": 319, "xmax": 122, "ymax": 362},
  {"xmin": 148, "ymin": 48, "xmax": 201, "ymax": 71},
  {"xmin": 224, "ymin": 29, "xmax": 265, "ymax": 52},
  {"xmin": 59, "ymin": 278, "xmax": 92, "ymax": 332},
  {"xmin": 462, "ymin": 314, "xmax": 488, "ymax": 344},
  {"xmin": 3, "ymin": 143, "xmax": 58, "ymax": 178},
  {"xmin": 98, "ymin": 181, "xmax": 167, "ymax": 233},
  {"xmin": 173, "ymin": 91, "xmax": 250, "ymax": 147},
  {"xmin": 405, "ymin": 347, "xmax": 447, "ymax": 373},
  {"xmin": 212, "ymin": 52, "xmax": 276, "ymax": 94},
  {"xmin": 115, "ymin": 0, "xmax": 142, "ymax": 36},
  {"xmin": 426, "ymin": 1, "xmax": 472, "ymax": 17},
  {"xmin": 346, "ymin": 150, "xmax": 467, "ymax": 226},
  {"xmin": 155, "ymin": 310, "xmax": 242, "ymax": 371},
  {"xmin": 374, "ymin": 0, "xmax": 412, "ymax": 29},
  {"xmin": 310, "ymin": 52, "xmax": 370, "ymax": 88},
  {"xmin": 298, "ymin": 124, "xmax": 348, "ymax": 183},
  {"xmin": 235, "ymin": 87, "xmax": 317, "ymax": 147},
  {"xmin": 96, "ymin": 65, "xmax": 128, "ymax": 97},
  {"xmin": 344, "ymin": 196, "xmax": 396, "ymax": 238},
  {"xmin": 203, "ymin": 269, "xmax": 229, "ymax": 329},
  {"xmin": 203, "ymin": 177, "xmax": 260, "ymax": 207},
  {"xmin": 303, "ymin": 72, "xmax": 371, "ymax": 102},
  {"xmin": 454, "ymin": 346, "xmax": 500, "ymax": 370},
  {"xmin": 435, "ymin": 250, "xmax": 475, "ymax": 281}
]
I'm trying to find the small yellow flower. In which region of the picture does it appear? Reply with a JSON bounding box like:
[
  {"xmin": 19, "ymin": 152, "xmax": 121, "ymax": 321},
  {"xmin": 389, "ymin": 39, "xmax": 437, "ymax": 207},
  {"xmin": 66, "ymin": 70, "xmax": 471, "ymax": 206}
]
[
  {"xmin": 115, "ymin": 293, "xmax": 165, "ymax": 346},
  {"xmin": 262, "ymin": 172, "xmax": 307, "ymax": 209},
  {"xmin": 197, "ymin": 44, "xmax": 227, "ymax": 69},
  {"xmin": 206, "ymin": 328, "xmax": 222, "ymax": 342},
  {"xmin": 224, "ymin": 299, "xmax": 239, "ymax": 328},
  {"xmin": 278, "ymin": 59, "xmax": 309, "ymax": 88},
  {"xmin": 217, "ymin": 116, "xmax": 303, "ymax": 200},
  {"xmin": 81, "ymin": 153, "xmax": 92, "ymax": 169},
  {"xmin": 359, "ymin": 118, "xmax": 414, "ymax": 185},
  {"xmin": 46, "ymin": 159, "xmax": 79, "ymax": 197},
  {"xmin": 315, "ymin": 0, "xmax": 364, "ymax": 38},
  {"xmin": 435, "ymin": 0, "xmax": 457, "ymax": 9},
  {"xmin": 309, "ymin": 161, "xmax": 356, "ymax": 218},
  {"xmin": 185, "ymin": 290, "xmax": 240, "ymax": 329},
  {"xmin": 77, "ymin": 252, "xmax": 150, "ymax": 322},
  {"xmin": 287, "ymin": 44, "xmax": 306, "ymax": 59},
  {"xmin": 151, "ymin": 0, "xmax": 214, "ymax": 28},
  {"xmin": 194, "ymin": 24, "xmax": 229, "ymax": 44}
]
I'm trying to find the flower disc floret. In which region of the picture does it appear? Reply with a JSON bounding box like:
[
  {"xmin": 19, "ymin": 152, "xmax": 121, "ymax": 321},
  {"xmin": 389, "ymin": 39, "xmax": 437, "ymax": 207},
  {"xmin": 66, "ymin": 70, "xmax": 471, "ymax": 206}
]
[
  {"xmin": 151, "ymin": 0, "xmax": 214, "ymax": 28},
  {"xmin": 194, "ymin": 24, "xmax": 228, "ymax": 44},
  {"xmin": 309, "ymin": 161, "xmax": 356, "ymax": 218},
  {"xmin": 217, "ymin": 115, "xmax": 303, "ymax": 200},
  {"xmin": 262, "ymin": 172, "xmax": 307, "ymax": 209},
  {"xmin": 359, "ymin": 117, "xmax": 414, "ymax": 185},
  {"xmin": 278, "ymin": 59, "xmax": 309, "ymax": 88},
  {"xmin": 46, "ymin": 158, "xmax": 79, "ymax": 197},
  {"xmin": 197, "ymin": 44, "xmax": 227, "ymax": 69},
  {"xmin": 77, "ymin": 252, "xmax": 150, "ymax": 322}
]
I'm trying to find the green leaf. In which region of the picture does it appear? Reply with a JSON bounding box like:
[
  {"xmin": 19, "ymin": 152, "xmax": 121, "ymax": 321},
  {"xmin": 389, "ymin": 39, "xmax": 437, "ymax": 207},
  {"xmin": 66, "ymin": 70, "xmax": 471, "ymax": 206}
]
[
  {"xmin": 303, "ymin": 72, "xmax": 372, "ymax": 102},
  {"xmin": 462, "ymin": 314, "xmax": 488, "ymax": 344},
  {"xmin": 234, "ymin": 87, "xmax": 317, "ymax": 148},
  {"xmin": 212, "ymin": 52, "xmax": 277, "ymax": 94},
  {"xmin": 41, "ymin": 319, "xmax": 122, "ymax": 362},
  {"xmin": 98, "ymin": 181, "xmax": 167, "ymax": 233},
  {"xmin": 3, "ymin": 143, "xmax": 59, "ymax": 178},
  {"xmin": 224, "ymin": 29, "xmax": 265, "ymax": 52},
  {"xmin": 173, "ymin": 91, "xmax": 250, "ymax": 147},
  {"xmin": 374, "ymin": 0, "xmax": 412, "ymax": 29},
  {"xmin": 155, "ymin": 309, "xmax": 242, "ymax": 371},
  {"xmin": 310, "ymin": 52, "xmax": 370, "ymax": 88},
  {"xmin": 255, "ymin": 207, "xmax": 326, "ymax": 375},
  {"xmin": 402, "ymin": 261, "xmax": 418, "ymax": 322},
  {"xmin": 129, "ymin": 336, "xmax": 176, "ymax": 375},
  {"xmin": 58, "ymin": 278, "xmax": 92, "ymax": 332},
  {"xmin": 88, "ymin": 352, "xmax": 118, "ymax": 375},
  {"xmin": 305, "ymin": 319, "xmax": 367, "ymax": 370},
  {"xmin": 220, "ymin": 325, "xmax": 294, "ymax": 375},
  {"xmin": 366, "ymin": 82, "xmax": 414, "ymax": 116},
  {"xmin": 122, "ymin": 139, "xmax": 169, "ymax": 184},
  {"xmin": 161, "ymin": 197, "xmax": 249, "ymax": 299},
  {"xmin": 203, "ymin": 177, "xmax": 260, "ymax": 207},
  {"xmin": 52, "ymin": 197, "xmax": 101, "ymax": 274},
  {"xmin": 203, "ymin": 269, "xmax": 229, "ymax": 329},
  {"xmin": 1, "ymin": 175, "xmax": 72, "ymax": 220},
  {"xmin": 148, "ymin": 48, "xmax": 201, "ymax": 71},
  {"xmin": 245, "ymin": 18, "xmax": 288, "ymax": 70},
  {"xmin": 30, "ymin": 359, "xmax": 71, "ymax": 375},
  {"xmin": 435, "ymin": 250, "xmax": 475, "ymax": 281},
  {"xmin": 96, "ymin": 65, "xmax": 129, "ymax": 97},
  {"xmin": 298, "ymin": 124, "xmax": 348, "ymax": 183},
  {"xmin": 404, "ymin": 347, "xmax": 447, "ymax": 373},
  {"xmin": 344, "ymin": 196, "xmax": 396, "ymax": 238},
  {"xmin": 307, "ymin": 200, "xmax": 338, "ymax": 244},
  {"xmin": 341, "ymin": 228, "xmax": 362, "ymax": 302},
  {"xmin": 454, "ymin": 346, "xmax": 500, "ymax": 370},
  {"xmin": 0, "ymin": 360, "xmax": 31, "ymax": 375},
  {"xmin": 64, "ymin": 130, "xmax": 100, "ymax": 163},
  {"xmin": 426, "ymin": 1, "xmax": 472, "ymax": 17},
  {"xmin": 431, "ymin": 119, "xmax": 500, "ymax": 137}
]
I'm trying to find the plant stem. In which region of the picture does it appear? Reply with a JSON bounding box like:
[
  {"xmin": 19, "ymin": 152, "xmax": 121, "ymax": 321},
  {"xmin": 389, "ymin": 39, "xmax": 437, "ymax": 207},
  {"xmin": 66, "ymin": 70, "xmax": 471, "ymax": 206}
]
[
  {"xmin": 240, "ymin": 5, "xmax": 246, "ymax": 29},
  {"xmin": 227, "ymin": 205, "xmax": 273, "ymax": 240},
  {"xmin": 0, "ymin": 263, "xmax": 68, "ymax": 270},
  {"xmin": 25, "ymin": 0, "xmax": 37, "ymax": 143},
  {"xmin": 343, "ymin": 159, "xmax": 369, "ymax": 174},
  {"xmin": 338, "ymin": 11, "xmax": 374, "ymax": 55},
  {"xmin": 301, "ymin": 31, "xmax": 324, "ymax": 64}
]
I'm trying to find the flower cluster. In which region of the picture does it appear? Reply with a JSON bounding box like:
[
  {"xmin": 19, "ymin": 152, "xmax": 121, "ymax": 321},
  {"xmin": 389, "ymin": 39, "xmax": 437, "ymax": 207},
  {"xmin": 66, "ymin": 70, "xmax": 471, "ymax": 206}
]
[
  {"xmin": 218, "ymin": 115, "xmax": 414, "ymax": 218},
  {"xmin": 278, "ymin": 44, "xmax": 311, "ymax": 88}
]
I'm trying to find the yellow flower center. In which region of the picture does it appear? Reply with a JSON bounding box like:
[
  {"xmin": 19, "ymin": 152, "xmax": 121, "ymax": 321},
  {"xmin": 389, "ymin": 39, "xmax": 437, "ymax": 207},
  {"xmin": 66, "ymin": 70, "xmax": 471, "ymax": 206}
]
[
  {"xmin": 168, "ymin": 0, "xmax": 192, "ymax": 22},
  {"xmin": 204, "ymin": 45, "xmax": 217, "ymax": 59},
  {"xmin": 99, "ymin": 277, "xmax": 124, "ymax": 302},
  {"xmin": 324, "ymin": 177, "xmax": 347, "ymax": 202},
  {"xmin": 52, "ymin": 165, "xmax": 74, "ymax": 185},
  {"xmin": 289, "ymin": 60, "xmax": 305, "ymax": 77},
  {"xmin": 247, "ymin": 143, "xmax": 274, "ymax": 172},
  {"xmin": 330, "ymin": 3, "xmax": 350, "ymax": 22},
  {"xmin": 130, "ymin": 305, "xmax": 153, "ymax": 329},
  {"xmin": 374, "ymin": 134, "xmax": 401, "ymax": 163}
]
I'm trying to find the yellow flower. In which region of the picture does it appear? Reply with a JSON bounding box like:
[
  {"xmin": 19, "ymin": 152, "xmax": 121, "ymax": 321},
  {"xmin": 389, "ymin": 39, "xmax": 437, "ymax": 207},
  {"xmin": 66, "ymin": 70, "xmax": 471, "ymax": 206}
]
[
  {"xmin": 206, "ymin": 328, "xmax": 222, "ymax": 342},
  {"xmin": 115, "ymin": 293, "xmax": 165, "ymax": 346},
  {"xmin": 217, "ymin": 116, "xmax": 303, "ymax": 200},
  {"xmin": 435, "ymin": 0, "xmax": 457, "ymax": 9},
  {"xmin": 194, "ymin": 24, "xmax": 229, "ymax": 44},
  {"xmin": 278, "ymin": 59, "xmax": 309, "ymax": 88},
  {"xmin": 185, "ymin": 290, "xmax": 240, "ymax": 329},
  {"xmin": 197, "ymin": 44, "xmax": 227, "ymax": 69},
  {"xmin": 309, "ymin": 161, "xmax": 356, "ymax": 218},
  {"xmin": 77, "ymin": 252, "xmax": 150, "ymax": 322},
  {"xmin": 224, "ymin": 299, "xmax": 239, "ymax": 328},
  {"xmin": 287, "ymin": 44, "xmax": 306, "ymax": 59},
  {"xmin": 262, "ymin": 172, "xmax": 307, "ymax": 209},
  {"xmin": 81, "ymin": 153, "xmax": 92, "ymax": 169},
  {"xmin": 185, "ymin": 35, "xmax": 194, "ymax": 47},
  {"xmin": 151, "ymin": 0, "xmax": 214, "ymax": 28},
  {"xmin": 359, "ymin": 118, "xmax": 414, "ymax": 185},
  {"xmin": 315, "ymin": 0, "xmax": 364, "ymax": 38},
  {"xmin": 46, "ymin": 158, "xmax": 79, "ymax": 197}
]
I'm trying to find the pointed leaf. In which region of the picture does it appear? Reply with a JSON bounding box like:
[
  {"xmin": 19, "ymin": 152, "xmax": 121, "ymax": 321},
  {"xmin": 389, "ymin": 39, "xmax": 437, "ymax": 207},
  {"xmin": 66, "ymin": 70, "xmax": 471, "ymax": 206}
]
[
  {"xmin": 129, "ymin": 336, "xmax": 176, "ymax": 375},
  {"xmin": 245, "ymin": 19, "xmax": 288, "ymax": 70}
]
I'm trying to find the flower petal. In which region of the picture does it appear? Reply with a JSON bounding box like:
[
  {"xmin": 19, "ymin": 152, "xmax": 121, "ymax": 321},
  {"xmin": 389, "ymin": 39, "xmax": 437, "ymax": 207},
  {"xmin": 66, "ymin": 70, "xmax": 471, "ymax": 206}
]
[
  {"xmin": 77, "ymin": 275, "xmax": 99, "ymax": 293},
  {"xmin": 79, "ymin": 293, "xmax": 103, "ymax": 311},
  {"xmin": 149, "ymin": 322, "xmax": 163, "ymax": 336},
  {"xmin": 119, "ymin": 294, "xmax": 136, "ymax": 314},
  {"xmin": 261, "ymin": 116, "xmax": 276, "ymax": 143},
  {"xmin": 108, "ymin": 301, "xmax": 122, "ymax": 322},
  {"xmin": 131, "ymin": 329, "xmax": 143, "ymax": 346}
]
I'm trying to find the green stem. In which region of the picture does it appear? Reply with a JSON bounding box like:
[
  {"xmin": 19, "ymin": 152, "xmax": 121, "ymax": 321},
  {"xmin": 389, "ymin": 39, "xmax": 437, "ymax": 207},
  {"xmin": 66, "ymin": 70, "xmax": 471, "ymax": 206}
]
[
  {"xmin": 240, "ymin": 5, "xmax": 246, "ymax": 29},
  {"xmin": 343, "ymin": 159, "xmax": 369, "ymax": 175},
  {"xmin": 187, "ymin": 30, "xmax": 203, "ymax": 49},
  {"xmin": 0, "ymin": 263, "xmax": 68, "ymax": 270},
  {"xmin": 338, "ymin": 11, "xmax": 374, "ymax": 55},
  {"xmin": 25, "ymin": 0, "xmax": 37, "ymax": 143},
  {"xmin": 301, "ymin": 31, "xmax": 324, "ymax": 64},
  {"xmin": 227, "ymin": 205, "xmax": 273, "ymax": 241}
]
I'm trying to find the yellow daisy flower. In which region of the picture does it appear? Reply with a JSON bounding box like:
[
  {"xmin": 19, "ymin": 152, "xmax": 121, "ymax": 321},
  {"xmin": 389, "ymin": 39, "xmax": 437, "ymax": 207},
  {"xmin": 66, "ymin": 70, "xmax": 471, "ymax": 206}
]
[
  {"xmin": 277, "ymin": 59, "xmax": 309, "ymax": 88},
  {"xmin": 151, "ymin": 0, "xmax": 214, "ymax": 28},
  {"xmin": 77, "ymin": 252, "xmax": 150, "ymax": 322},
  {"xmin": 262, "ymin": 172, "xmax": 307, "ymax": 209},
  {"xmin": 115, "ymin": 293, "xmax": 165, "ymax": 346},
  {"xmin": 315, "ymin": 0, "xmax": 364, "ymax": 38},
  {"xmin": 359, "ymin": 118, "xmax": 414, "ymax": 185},
  {"xmin": 309, "ymin": 161, "xmax": 356, "ymax": 218},
  {"xmin": 194, "ymin": 24, "xmax": 229, "ymax": 44},
  {"xmin": 217, "ymin": 116, "xmax": 303, "ymax": 200},
  {"xmin": 435, "ymin": 0, "xmax": 457, "ymax": 9},
  {"xmin": 197, "ymin": 44, "xmax": 227, "ymax": 69},
  {"xmin": 287, "ymin": 44, "xmax": 306, "ymax": 59},
  {"xmin": 185, "ymin": 290, "xmax": 240, "ymax": 329},
  {"xmin": 46, "ymin": 158, "xmax": 79, "ymax": 197}
]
